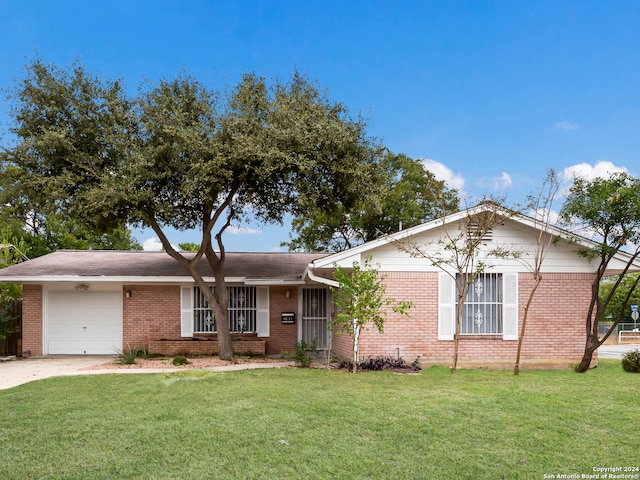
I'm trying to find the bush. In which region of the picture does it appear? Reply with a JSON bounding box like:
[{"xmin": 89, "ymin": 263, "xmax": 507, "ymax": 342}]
[
  {"xmin": 621, "ymin": 349, "xmax": 640, "ymax": 373},
  {"xmin": 116, "ymin": 346, "xmax": 139, "ymax": 365},
  {"xmin": 281, "ymin": 340, "xmax": 317, "ymax": 368},
  {"xmin": 337, "ymin": 356, "xmax": 422, "ymax": 372},
  {"xmin": 172, "ymin": 355, "xmax": 191, "ymax": 366}
]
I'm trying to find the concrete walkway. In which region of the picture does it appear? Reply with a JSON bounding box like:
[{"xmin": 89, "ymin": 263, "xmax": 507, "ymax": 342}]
[{"xmin": 0, "ymin": 356, "xmax": 294, "ymax": 390}]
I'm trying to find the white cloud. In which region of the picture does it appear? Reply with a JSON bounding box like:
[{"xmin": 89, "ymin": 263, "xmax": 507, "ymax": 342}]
[
  {"xmin": 142, "ymin": 237, "xmax": 179, "ymax": 252},
  {"xmin": 420, "ymin": 158, "xmax": 465, "ymax": 191},
  {"xmin": 493, "ymin": 172, "xmax": 512, "ymax": 190},
  {"xmin": 143, "ymin": 237, "xmax": 164, "ymax": 251},
  {"xmin": 228, "ymin": 225, "xmax": 262, "ymax": 235},
  {"xmin": 555, "ymin": 121, "xmax": 579, "ymax": 131},
  {"xmin": 560, "ymin": 161, "xmax": 628, "ymax": 182}
]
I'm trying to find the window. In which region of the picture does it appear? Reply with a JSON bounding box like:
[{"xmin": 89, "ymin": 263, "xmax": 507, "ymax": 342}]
[
  {"xmin": 458, "ymin": 273, "xmax": 503, "ymax": 335},
  {"xmin": 193, "ymin": 286, "xmax": 257, "ymax": 334}
]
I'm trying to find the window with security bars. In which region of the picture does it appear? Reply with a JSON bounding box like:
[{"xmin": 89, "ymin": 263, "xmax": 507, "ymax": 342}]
[
  {"xmin": 458, "ymin": 273, "xmax": 503, "ymax": 335},
  {"xmin": 193, "ymin": 286, "xmax": 257, "ymax": 333}
]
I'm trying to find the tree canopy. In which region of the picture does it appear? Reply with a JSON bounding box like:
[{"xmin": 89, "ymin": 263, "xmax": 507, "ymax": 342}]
[
  {"xmin": 0, "ymin": 60, "xmax": 141, "ymax": 255},
  {"xmin": 1, "ymin": 58, "xmax": 383, "ymax": 359},
  {"xmin": 283, "ymin": 152, "xmax": 459, "ymax": 252}
]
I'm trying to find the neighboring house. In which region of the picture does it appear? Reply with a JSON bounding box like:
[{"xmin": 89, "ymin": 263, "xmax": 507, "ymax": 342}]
[{"xmin": 0, "ymin": 203, "xmax": 636, "ymax": 365}]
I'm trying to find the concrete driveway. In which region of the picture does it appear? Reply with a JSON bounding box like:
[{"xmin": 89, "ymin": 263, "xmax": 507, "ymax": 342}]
[
  {"xmin": 0, "ymin": 355, "xmax": 188, "ymax": 390},
  {"xmin": 0, "ymin": 355, "xmax": 295, "ymax": 390}
]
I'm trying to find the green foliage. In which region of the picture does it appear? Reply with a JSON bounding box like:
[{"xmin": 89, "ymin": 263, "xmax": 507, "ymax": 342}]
[
  {"xmin": 331, "ymin": 256, "xmax": 411, "ymax": 370},
  {"xmin": 559, "ymin": 172, "xmax": 640, "ymax": 372},
  {"xmin": 0, "ymin": 231, "xmax": 28, "ymax": 302},
  {"xmin": 599, "ymin": 274, "xmax": 640, "ymax": 324},
  {"xmin": 287, "ymin": 340, "xmax": 316, "ymax": 368},
  {"xmin": 172, "ymin": 355, "xmax": 191, "ymax": 366},
  {"xmin": 560, "ymin": 172, "xmax": 640, "ymax": 256},
  {"xmin": 178, "ymin": 242, "xmax": 201, "ymax": 252},
  {"xmin": 284, "ymin": 152, "xmax": 459, "ymax": 252},
  {"xmin": 116, "ymin": 346, "xmax": 139, "ymax": 365},
  {"xmin": 0, "ymin": 59, "xmax": 141, "ymax": 255},
  {"xmin": 621, "ymin": 349, "xmax": 640, "ymax": 373},
  {"xmin": 2, "ymin": 58, "xmax": 382, "ymax": 359}
]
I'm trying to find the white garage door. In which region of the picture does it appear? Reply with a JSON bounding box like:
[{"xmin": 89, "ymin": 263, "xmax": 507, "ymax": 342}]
[{"xmin": 47, "ymin": 291, "xmax": 122, "ymax": 355}]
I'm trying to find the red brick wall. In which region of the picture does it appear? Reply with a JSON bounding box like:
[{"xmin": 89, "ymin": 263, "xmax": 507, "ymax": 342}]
[
  {"xmin": 147, "ymin": 339, "xmax": 265, "ymax": 356},
  {"xmin": 266, "ymin": 286, "xmax": 299, "ymax": 354},
  {"xmin": 122, "ymin": 285, "xmax": 181, "ymax": 349},
  {"xmin": 21, "ymin": 285, "xmax": 42, "ymax": 356},
  {"xmin": 122, "ymin": 284, "xmax": 300, "ymax": 355},
  {"xmin": 333, "ymin": 272, "xmax": 593, "ymax": 365}
]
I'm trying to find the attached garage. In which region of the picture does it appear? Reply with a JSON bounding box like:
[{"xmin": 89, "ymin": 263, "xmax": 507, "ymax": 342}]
[{"xmin": 45, "ymin": 288, "xmax": 123, "ymax": 355}]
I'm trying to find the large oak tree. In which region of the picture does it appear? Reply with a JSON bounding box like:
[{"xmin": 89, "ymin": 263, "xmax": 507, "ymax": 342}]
[{"xmin": 1, "ymin": 59, "xmax": 382, "ymax": 359}]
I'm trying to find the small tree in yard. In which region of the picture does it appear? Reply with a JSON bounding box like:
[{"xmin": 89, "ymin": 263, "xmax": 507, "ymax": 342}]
[
  {"xmin": 331, "ymin": 257, "xmax": 411, "ymax": 373},
  {"xmin": 559, "ymin": 172, "xmax": 640, "ymax": 373},
  {"xmin": 400, "ymin": 200, "xmax": 511, "ymax": 373},
  {"xmin": 513, "ymin": 170, "xmax": 559, "ymax": 375}
]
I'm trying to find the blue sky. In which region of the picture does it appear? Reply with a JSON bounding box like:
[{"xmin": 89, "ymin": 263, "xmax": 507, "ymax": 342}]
[{"xmin": 2, "ymin": 1, "xmax": 639, "ymax": 251}]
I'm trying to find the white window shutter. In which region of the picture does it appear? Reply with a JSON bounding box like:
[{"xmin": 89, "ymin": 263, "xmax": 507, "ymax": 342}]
[
  {"xmin": 180, "ymin": 286, "xmax": 194, "ymax": 337},
  {"xmin": 502, "ymin": 273, "xmax": 518, "ymax": 340},
  {"xmin": 256, "ymin": 286, "xmax": 270, "ymax": 337},
  {"xmin": 438, "ymin": 273, "xmax": 455, "ymax": 340}
]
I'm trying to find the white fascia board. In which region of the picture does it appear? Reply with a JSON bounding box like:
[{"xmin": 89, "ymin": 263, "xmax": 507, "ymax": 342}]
[
  {"xmin": 243, "ymin": 279, "xmax": 306, "ymax": 286},
  {"xmin": 0, "ymin": 276, "xmax": 247, "ymax": 284}
]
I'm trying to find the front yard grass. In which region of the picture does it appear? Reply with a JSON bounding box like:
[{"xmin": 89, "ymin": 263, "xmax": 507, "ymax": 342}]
[{"xmin": 0, "ymin": 360, "xmax": 637, "ymax": 479}]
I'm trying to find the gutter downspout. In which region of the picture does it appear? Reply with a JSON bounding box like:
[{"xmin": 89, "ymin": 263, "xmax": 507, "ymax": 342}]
[{"xmin": 306, "ymin": 263, "xmax": 340, "ymax": 288}]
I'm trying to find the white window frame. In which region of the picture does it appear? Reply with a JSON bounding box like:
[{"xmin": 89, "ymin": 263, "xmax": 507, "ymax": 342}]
[
  {"xmin": 438, "ymin": 272, "xmax": 518, "ymax": 341},
  {"xmin": 181, "ymin": 285, "xmax": 270, "ymax": 338},
  {"xmin": 459, "ymin": 273, "xmax": 503, "ymax": 335}
]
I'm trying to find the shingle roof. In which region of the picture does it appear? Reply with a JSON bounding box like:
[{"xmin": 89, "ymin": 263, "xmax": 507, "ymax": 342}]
[{"xmin": 0, "ymin": 250, "xmax": 329, "ymax": 282}]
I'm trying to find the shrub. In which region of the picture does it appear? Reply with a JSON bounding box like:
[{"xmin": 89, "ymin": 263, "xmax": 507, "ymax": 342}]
[
  {"xmin": 172, "ymin": 355, "xmax": 191, "ymax": 366},
  {"xmin": 116, "ymin": 346, "xmax": 139, "ymax": 365},
  {"xmin": 337, "ymin": 356, "xmax": 422, "ymax": 373},
  {"xmin": 281, "ymin": 340, "xmax": 317, "ymax": 368},
  {"xmin": 621, "ymin": 349, "xmax": 640, "ymax": 373}
]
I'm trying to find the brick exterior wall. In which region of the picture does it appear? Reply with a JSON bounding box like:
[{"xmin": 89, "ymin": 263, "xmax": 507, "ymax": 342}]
[
  {"xmin": 21, "ymin": 284, "xmax": 42, "ymax": 356},
  {"xmin": 122, "ymin": 284, "xmax": 298, "ymax": 356},
  {"xmin": 333, "ymin": 272, "xmax": 594, "ymax": 366},
  {"xmin": 266, "ymin": 286, "xmax": 299, "ymax": 354},
  {"xmin": 122, "ymin": 285, "xmax": 181, "ymax": 348},
  {"xmin": 20, "ymin": 272, "xmax": 594, "ymax": 364},
  {"xmin": 147, "ymin": 338, "xmax": 266, "ymax": 356}
]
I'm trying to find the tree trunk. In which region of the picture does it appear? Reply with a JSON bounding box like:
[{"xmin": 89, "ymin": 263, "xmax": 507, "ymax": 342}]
[
  {"xmin": 352, "ymin": 321, "xmax": 360, "ymax": 373},
  {"xmin": 211, "ymin": 264, "xmax": 234, "ymax": 361},
  {"xmin": 451, "ymin": 296, "xmax": 464, "ymax": 374},
  {"xmin": 211, "ymin": 292, "xmax": 234, "ymax": 361},
  {"xmin": 575, "ymin": 333, "xmax": 599, "ymax": 373},
  {"xmin": 514, "ymin": 276, "xmax": 541, "ymax": 375}
]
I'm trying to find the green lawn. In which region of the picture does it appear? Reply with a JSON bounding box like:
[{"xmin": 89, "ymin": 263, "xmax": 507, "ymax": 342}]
[{"xmin": 0, "ymin": 361, "xmax": 637, "ymax": 479}]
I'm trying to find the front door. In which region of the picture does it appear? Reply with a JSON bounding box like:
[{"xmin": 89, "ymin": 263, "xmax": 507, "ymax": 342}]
[{"xmin": 301, "ymin": 288, "xmax": 330, "ymax": 350}]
